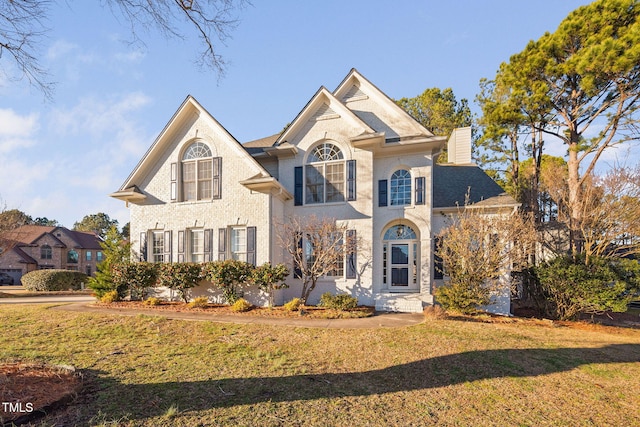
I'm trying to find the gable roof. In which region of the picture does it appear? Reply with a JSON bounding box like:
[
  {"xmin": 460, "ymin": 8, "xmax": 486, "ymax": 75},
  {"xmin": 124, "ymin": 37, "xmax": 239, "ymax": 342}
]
[
  {"xmin": 275, "ymin": 86, "xmax": 376, "ymax": 146},
  {"xmin": 116, "ymin": 95, "xmax": 272, "ymax": 194},
  {"xmin": 432, "ymin": 164, "xmax": 518, "ymax": 209},
  {"xmin": 0, "ymin": 225, "xmax": 102, "ymax": 249}
]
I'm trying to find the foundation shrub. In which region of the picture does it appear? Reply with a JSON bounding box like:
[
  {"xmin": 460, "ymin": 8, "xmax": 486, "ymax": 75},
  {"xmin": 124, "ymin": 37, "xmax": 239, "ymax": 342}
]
[
  {"xmin": 318, "ymin": 292, "xmax": 358, "ymax": 310},
  {"xmin": 188, "ymin": 296, "xmax": 209, "ymax": 308},
  {"xmin": 100, "ymin": 290, "xmax": 120, "ymax": 303},
  {"xmin": 231, "ymin": 298, "xmax": 252, "ymax": 312},
  {"xmin": 283, "ymin": 297, "xmax": 302, "ymax": 312}
]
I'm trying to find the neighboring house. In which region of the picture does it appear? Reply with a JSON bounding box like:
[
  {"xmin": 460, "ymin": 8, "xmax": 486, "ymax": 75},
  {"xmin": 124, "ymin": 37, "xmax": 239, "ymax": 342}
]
[
  {"xmin": 111, "ymin": 69, "xmax": 518, "ymax": 313},
  {"xmin": 0, "ymin": 225, "xmax": 103, "ymax": 284}
]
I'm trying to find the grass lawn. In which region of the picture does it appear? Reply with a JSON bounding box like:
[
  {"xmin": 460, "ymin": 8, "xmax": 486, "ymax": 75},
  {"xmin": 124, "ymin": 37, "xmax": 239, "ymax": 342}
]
[{"xmin": 1, "ymin": 305, "xmax": 639, "ymax": 426}]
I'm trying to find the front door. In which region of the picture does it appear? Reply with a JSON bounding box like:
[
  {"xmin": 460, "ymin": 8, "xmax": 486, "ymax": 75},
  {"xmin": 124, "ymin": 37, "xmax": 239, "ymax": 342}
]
[
  {"xmin": 391, "ymin": 243, "xmax": 409, "ymax": 287},
  {"xmin": 383, "ymin": 224, "xmax": 419, "ymax": 291}
]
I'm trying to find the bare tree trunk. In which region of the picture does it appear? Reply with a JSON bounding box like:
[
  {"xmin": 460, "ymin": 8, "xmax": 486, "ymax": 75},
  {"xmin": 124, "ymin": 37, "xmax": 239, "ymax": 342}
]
[{"xmin": 567, "ymin": 138, "xmax": 582, "ymax": 256}]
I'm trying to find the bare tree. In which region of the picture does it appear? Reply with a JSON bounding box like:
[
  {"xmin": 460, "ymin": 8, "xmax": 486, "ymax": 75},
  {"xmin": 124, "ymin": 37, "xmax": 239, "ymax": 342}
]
[
  {"xmin": 0, "ymin": 0, "xmax": 248, "ymax": 97},
  {"xmin": 276, "ymin": 215, "xmax": 355, "ymax": 304},
  {"xmin": 436, "ymin": 205, "xmax": 536, "ymax": 313},
  {"xmin": 0, "ymin": 0, "xmax": 52, "ymax": 97}
]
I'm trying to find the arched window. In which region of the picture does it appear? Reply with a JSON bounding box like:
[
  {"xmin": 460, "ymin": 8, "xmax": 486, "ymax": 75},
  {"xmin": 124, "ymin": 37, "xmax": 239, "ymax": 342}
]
[
  {"xmin": 67, "ymin": 250, "xmax": 78, "ymax": 264},
  {"xmin": 41, "ymin": 245, "xmax": 52, "ymax": 260},
  {"xmin": 390, "ymin": 169, "xmax": 411, "ymax": 206},
  {"xmin": 305, "ymin": 142, "xmax": 345, "ymax": 204},
  {"xmin": 181, "ymin": 142, "xmax": 219, "ymax": 201}
]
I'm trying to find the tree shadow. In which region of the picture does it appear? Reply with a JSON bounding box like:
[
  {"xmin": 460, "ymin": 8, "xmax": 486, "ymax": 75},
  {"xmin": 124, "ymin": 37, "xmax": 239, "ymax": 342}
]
[{"xmin": 72, "ymin": 344, "xmax": 640, "ymax": 423}]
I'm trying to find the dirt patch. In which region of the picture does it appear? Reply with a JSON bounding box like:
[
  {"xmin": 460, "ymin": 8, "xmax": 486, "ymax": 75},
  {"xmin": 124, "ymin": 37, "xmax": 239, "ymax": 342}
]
[
  {"xmin": 98, "ymin": 301, "xmax": 376, "ymax": 319},
  {"xmin": 0, "ymin": 363, "xmax": 82, "ymax": 425}
]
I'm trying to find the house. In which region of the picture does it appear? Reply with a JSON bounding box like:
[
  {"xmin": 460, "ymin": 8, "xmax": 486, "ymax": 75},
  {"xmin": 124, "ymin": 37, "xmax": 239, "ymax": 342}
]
[
  {"xmin": 0, "ymin": 225, "xmax": 103, "ymax": 284},
  {"xmin": 111, "ymin": 69, "xmax": 518, "ymax": 313}
]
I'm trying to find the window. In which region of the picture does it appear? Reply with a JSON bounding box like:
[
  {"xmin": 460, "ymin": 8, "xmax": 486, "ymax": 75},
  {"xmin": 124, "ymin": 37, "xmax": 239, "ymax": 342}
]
[
  {"xmin": 151, "ymin": 231, "xmax": 165, "ymax": 263},
  {"xmin": 231, "ymin": 228, "xmax": 247, "ymax": 262},
  {"xmin": 179, "ymin": 142, "xmax": 221, "ymax": 201},
  {"xmin": 41, "ymin": 245, "xmax": 52, "ymax": 260},
  {"xmin": 67, "ymin": 250, "xmax": 78, "ymax": 264},
  {"xmin": 305, "ymin": 142, "xmax": 345, "ymax": 204},
  {"xmin": 297, "ymin": 230, "xmax": 357, "ymax": 279},
  {"xmin": 190, "ymin": 229, "xmax": 204, "ymax": 262},
  {"xmin": 96, "ymin": 251, "xmax": 103, "ymax": 262},
  {"xmin": 86, "ymin": 251, "xmax": 92, "ymax": 261},
  {"xmin": 86, "ymin": 265, "xmax": 92, "ymax": 276},
  {"xmin": 390, "ymin": 169, "xmax": 411, "ymax": 206}
]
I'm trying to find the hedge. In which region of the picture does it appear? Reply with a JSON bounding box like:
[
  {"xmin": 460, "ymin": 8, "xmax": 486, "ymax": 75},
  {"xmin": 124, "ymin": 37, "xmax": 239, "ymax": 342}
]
[{"xmin": 21, "ymin": 269, "xmax": 88, "ymax": 291}]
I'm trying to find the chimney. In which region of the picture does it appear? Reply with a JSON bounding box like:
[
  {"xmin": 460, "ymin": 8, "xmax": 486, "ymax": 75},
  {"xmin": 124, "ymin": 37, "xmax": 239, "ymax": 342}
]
[{"xmin": 447, "ymin": 127, "xmax": 472, "ymax": 164}]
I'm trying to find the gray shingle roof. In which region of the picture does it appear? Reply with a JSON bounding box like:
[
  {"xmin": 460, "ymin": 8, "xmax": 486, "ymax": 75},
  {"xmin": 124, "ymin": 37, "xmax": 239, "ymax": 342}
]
[{"xmin": 433, "ymin": 164, "xmax": 517, "ymax": 208}]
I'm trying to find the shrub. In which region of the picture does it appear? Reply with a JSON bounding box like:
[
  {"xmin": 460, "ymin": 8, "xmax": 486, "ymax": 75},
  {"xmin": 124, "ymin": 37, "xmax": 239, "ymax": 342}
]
[
  {"xmin": 231, "ymin": 298, "xmax": 252, "ymax": 312},
  {"xmin": 251, "ymin": 263, "xmax": 289, "ymax": 307},
  {"xmin": 201, "ymin": 260, "xmax": 252, "ymax": 304},
  {"xmin": 157, "ymin": 263, "xmax": 202, "ymax": 303},
  {"xmin": 528, "ymin": 254, "xmax": 635, "ymax": 320},
  {"xmin": 111, "ymin": 262, "xmax": 159, "ymax": 301},
  {"xmin": 22, "ymin": 269, "xmax": 88, "ymax": 291},
  {"xmin": 188, "ymin": 296, "xmax": 209, "ymax": 308},
  {"xmin": 283, "ymin": 297, "xmax": 302, "ymax": 312},
  {"xmin": 318, "ymin": 292, "xmax": 358, "ymax": 310},
  {"xmin": 435, "ymin": 281, "xmax": 490, "ymax": 315},
  {"xmin": 100, "ymin": 290, "xmax": 120, "ymax": 303},
  {"xmin": 144, "ymin": 297, "xmax": 161, "ymax": 306},
  {"xmin": 88, "ymin": 225, "xmax": 131, "ymax": 298}
]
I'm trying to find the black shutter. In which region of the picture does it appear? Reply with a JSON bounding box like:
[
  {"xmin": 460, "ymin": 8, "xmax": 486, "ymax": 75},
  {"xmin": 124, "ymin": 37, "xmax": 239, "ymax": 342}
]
[
  {"xmin": 212, "ymin": 157, "xmax": 222, "ymax": 199},
  {"xmin": 218, "ymin": 228, "xmax": 227, "ymax": 261},
  {"xmin": 247, "ymin": 226, "xmax": 256, "ymax": 266},
  {"xmin": 346, "ymin": 229, "xmax": 357, "ymax": 279},
  {"xmin": 347, "ymin": 160, "xmax": 356, "ymax": 201},
  {"xmin": 294, "ymin": 166, "xmax": 303, "ymax": 206},
  {"xmin": 415, "ymin": 176, "xmax": 426, "ymax": 205},
  {"xmin": 204, "ymin": 229, "xmax": 213, "ymax": 261},
  {"xmin": 139, "ymin": 232, "xmax": 147, "ymax": 261},
  {"xmin": 293, "ymin": 232, "xmax": 302, "ymax": 278},
  {"xmin": 164, "ymin": 230, "xmax": 172, "ymax": 262},
  {"xmin": 378, "ymin": 179, "xmax": 388, "ymax": 207},
  {"xmin": 177, "ymin": 230, "xmax": 185, "ymax": 262}
]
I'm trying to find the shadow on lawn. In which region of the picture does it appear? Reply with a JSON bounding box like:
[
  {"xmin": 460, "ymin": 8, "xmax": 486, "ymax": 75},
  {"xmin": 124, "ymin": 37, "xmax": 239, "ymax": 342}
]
[{"xmin": 75, "ymin": 344, "xmax": 640, "ymax": 422}]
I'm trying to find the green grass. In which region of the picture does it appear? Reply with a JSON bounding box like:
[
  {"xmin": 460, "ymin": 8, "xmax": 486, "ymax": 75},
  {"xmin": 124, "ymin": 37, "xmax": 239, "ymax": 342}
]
[{"xmin": 1, "ymin": 305, "xmax": 640, "ymax": 426}]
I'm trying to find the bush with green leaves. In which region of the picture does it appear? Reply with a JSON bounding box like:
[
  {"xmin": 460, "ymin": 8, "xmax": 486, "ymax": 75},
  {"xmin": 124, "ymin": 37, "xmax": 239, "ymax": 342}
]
[
  {"xmin": 528, "ymin": 255, "xmax": 637, "ymax": 320},
  {"xmin": 111, "ymin": 262, "xmax": 159, "ymax": 301},
  {"xmin": 21, "ymin": 269, "xmax": 88, "ymax": 291},
  {"xmin": 318, "ymin": 292, "xmax": 358, "ymax": 310},
  {"xmin": 157, "ymin": 263, "xmax": 202, "ymax": 303},
  {"xmin": 88, "ymin": 225, "xmax": 131, "ymax": 298},
  {"xmin": 251, "ymin": 263, "xmax": 289, "ymax": 307},
  {"xmin": 201, "ymin": 260, "xmax": 252, "ymax": 304},
  {"xmin": 435, "ymin": 281, "xmax": 491, "ymax": 315}
]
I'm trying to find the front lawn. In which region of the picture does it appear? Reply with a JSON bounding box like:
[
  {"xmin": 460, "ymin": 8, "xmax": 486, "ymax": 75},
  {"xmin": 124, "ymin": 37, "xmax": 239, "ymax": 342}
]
[{"xmin": 1, "ymin": 305, "xmax": 639, "ymax": 426}]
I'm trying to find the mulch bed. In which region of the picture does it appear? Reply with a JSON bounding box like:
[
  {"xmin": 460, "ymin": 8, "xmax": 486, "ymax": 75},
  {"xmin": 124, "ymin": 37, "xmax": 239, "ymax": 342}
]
[
  {"xmin": 0, "ymin": 363, "xmax": 83, "ymax": 425},
  {"xmin": 98, "ymin": 301, "xmax": 376, "ymax": 319}
]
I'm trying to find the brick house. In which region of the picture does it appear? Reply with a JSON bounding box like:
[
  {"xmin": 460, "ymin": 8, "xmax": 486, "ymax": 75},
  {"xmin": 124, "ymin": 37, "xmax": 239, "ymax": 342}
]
[
  {"xmin": 111, "ymin": 69, "xmax": 517, "ymax": 313},
  {"xmin": 0, "ymin": 225, "xmax": 103, "ymax": 284}
]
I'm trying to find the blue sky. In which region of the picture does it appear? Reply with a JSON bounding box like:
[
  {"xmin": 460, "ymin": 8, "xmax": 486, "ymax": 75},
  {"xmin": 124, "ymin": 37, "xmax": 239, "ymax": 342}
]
[{"xmin": 0, "ymin": 0, "xmax": 593, "ymax": 229}]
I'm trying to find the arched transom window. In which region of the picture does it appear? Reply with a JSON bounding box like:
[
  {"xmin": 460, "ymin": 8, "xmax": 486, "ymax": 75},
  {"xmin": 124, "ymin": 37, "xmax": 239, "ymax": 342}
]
[
  {"xmin": 305, "ymin": 142, "xmax": 345, "ymax": 204},
  {"xmin": 390, "ymin": 169, "xmax": 411, "ymax": 206},
  {"xmin": 181, "ymin": 142, "xmax": 217, "ymax": 201}
]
